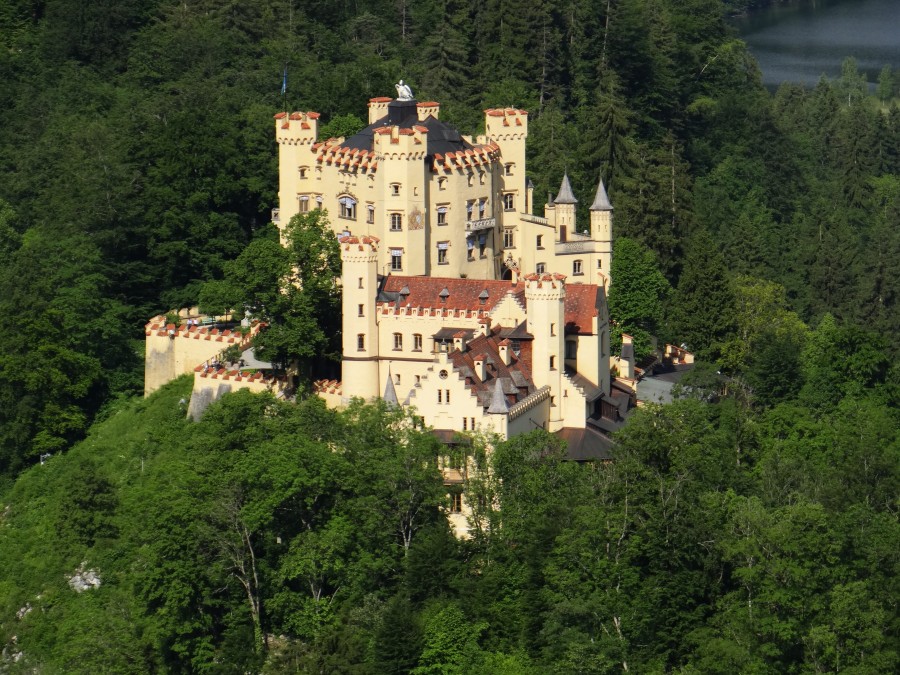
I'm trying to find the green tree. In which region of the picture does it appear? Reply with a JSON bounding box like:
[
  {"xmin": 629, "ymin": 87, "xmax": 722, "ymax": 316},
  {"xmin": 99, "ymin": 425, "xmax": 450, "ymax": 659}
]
[
  {"xmin": 667, "ymin": 230, "xmax": 736, "ymax": 359},
  {"xmin": 607, "ymin": 237, "xmax": 671, "ymax": 359}
]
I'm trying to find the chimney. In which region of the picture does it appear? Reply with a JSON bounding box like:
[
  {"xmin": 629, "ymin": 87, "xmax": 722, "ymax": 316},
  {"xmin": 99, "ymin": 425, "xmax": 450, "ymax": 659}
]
[
  {"xmin": 473, "ymin": 354, "xmax": 487, "ymax": 381},
  {"xmin": 498, "ymin": 339, "xmax": 512, "ymax": 366}
]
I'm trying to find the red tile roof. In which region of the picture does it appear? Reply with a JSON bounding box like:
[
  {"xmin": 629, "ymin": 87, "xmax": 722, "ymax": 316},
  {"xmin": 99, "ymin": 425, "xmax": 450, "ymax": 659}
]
[{"xmin": 380, "ymin": 276, "xmax": 600, "ymax": 334}]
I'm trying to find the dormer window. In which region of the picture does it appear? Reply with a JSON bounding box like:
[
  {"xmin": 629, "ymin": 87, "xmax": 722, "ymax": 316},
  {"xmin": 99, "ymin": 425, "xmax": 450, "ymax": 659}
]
[{"xmin": 390, "ymin": 183, "xmax": 401, "ymax": 196}]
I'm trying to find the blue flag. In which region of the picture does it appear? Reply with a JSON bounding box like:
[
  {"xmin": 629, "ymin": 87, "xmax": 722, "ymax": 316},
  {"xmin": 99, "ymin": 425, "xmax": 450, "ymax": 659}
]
[{"xmin": 281, "ymin": 68, "xmax": 287, "ymax": 95}]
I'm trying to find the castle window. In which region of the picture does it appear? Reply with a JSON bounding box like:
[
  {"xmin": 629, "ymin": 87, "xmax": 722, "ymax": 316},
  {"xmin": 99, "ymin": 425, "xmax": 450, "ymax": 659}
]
[
  {"xmin": 551, "ymin": 323, "xmax": 556, "ymax": 336},
  {"xmin": 437, "ymin": 206, "xmax": 448, "ymax": 225},
  {"xmin": 393, "ymin": 333, "xmax": 403, "ymax": 350},
  {"xmin": 466, "ymin": 236, "xmax": 475, "ymax": 261},
  {"xmin": 479, "ymin": 198, "xmax": 487, "ymax": 218},
  {"xmin": 450, "ymin": 491, "xmax": 463, "ymax": 513},
  {"xmin": 536, "ymin": 234, "xmax": 544, "ymax": 249},
  {"xmin": 466, "ymin": 201, "xmax": 474, "ymax": 220},
  {"xmin": 536, "ymin": 263, "xmax": 545, "ymax": 274},
  {"xmin": 438, "ymin": 390, "xmax": 442, "ymax": 403},
  {"xmin": 478, "ymin": 232, "xmax": 487, "ymax": 258},
  {"xmin": 390, "ymin": 249, "xmax": 403, "ymax": 271},
  {"xmin": 413, "ymin": 334, "xmax": 423, "ymax": 351},
  {"xmin": 315, "ymin": 195, "xmax": 323, "ymax": 207},
  {"xmin": 357, "ymin": 334, "xmax": 365, "ymax": 351},
  {"xmin": 299, "ymin": 195, "xmax": 310, "ymax": 213},
  {"xmin": 503, "ymin": 193, "xmax": 515, "ymax": 211},
  {"xmin": 504, "ymin": 163, "xmax": 514, "ymax": 176},
  {"xmin": 339, "ymin": 196, "xmax": 357, "ymax": 220},
  {"xmin": 437, "ymin": 241, "xmax": 449, "ymax": 264},
  {"xmin": 597, "ymin": 259, "xmax": 603, "ymax": 269},
  {"xmin": 395, "ymin": 373, "xmax": 401, "ymax": 385},
  {"xmin": 438, "ymin": 177, "xmax": 447, "ymax": 191},
  {"xmin": 467, "ymin": 173, "xmax": 474, "ymax": 187},
  {"xmin": 390, "ymin": 183, "xmax": 401, "ymax": 196},
  {"xmin": 358, "ymin": 304, "xmax": 365, "ymax": 317},
  {"xmin": 503, "ymin": 229, "xmax": 514, "ymax": 248},
  {"xmin": 358, "ymin": 277, "xmax": 364, "ymax": 289},
  {"xmin": 299, "ymin": 166, "xmax": 308, "ymax": 178},
  {"xmin": 390, "ymin": 213, "xmax": 403, "ymax": 231},
  {"xmin": 573, "ymin": 259, "xmax": 583, "ymax": 276},
  {"xmin": 367, "ymin": 204, "xmax": 375, "ymax": 223},
  {"xmin": 550, "ymin": 355, "xmax": 556, "ymax": 370}
]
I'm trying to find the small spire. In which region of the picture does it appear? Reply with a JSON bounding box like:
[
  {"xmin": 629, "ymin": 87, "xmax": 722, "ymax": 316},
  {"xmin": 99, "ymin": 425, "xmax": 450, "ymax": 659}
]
[
  {"xmin": 487, "ymin": 378, "xmax": 509, "ymax": 414},
  {"xmin": 590, "ymin": 177, "xmax": 613, "ymax": 211},
  {"xmin": 554, "ymin": 173, "xmax": 578, "ymax": 204},
  {"xmin": 383, "ymin": 371, "xmax": 399, "ymax": 407}
]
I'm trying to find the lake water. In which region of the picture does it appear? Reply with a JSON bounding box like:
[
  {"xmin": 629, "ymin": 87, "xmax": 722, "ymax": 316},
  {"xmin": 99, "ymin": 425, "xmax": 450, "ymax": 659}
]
[{"xmin": 731, "ymin": 0, "xmax": 900, "ymax": 89}]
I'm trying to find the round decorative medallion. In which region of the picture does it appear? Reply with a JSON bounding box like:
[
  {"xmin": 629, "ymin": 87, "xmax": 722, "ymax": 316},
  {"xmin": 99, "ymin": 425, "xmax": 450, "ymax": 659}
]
[
  {"xmin": 439, "ymin": 369, "xmax": 449, "ymax": 379},
  {"xmin": 410, "ymin": 208, "xmax": 424, "ymax": 230}
]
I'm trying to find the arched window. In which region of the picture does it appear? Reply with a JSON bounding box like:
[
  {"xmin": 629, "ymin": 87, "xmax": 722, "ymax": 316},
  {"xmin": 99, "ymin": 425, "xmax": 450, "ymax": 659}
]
[{"xmin": 339, "ymin": 196, "xmax": 357, "ymax": 220}]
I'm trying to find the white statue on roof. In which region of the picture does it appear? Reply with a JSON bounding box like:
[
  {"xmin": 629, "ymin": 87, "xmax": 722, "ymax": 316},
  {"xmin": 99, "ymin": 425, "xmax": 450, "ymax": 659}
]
[{"xmin": 395, "ymin": 79, "xmax": 414, "ymax": 101}]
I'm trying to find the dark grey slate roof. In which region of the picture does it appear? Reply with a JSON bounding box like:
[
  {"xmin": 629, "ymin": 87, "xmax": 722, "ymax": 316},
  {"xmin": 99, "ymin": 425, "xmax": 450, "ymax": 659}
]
[
  {"xmin": 383, "ymin": 373, "xmax": 399, "ymax": 406},
  {"xmin": 554, "ymin": 173, "xmax": 578, "ymax": 204},
  {"xmin": 487, "ymin": 377, "xmax": 510, "ymax": 413},
  {"xmin": 590, "ymin": 177, "xmax": 613, "ymax": 211},
  {"xmin": 338, "ymin": 100, "xmax": 472, "ymax": 157}
]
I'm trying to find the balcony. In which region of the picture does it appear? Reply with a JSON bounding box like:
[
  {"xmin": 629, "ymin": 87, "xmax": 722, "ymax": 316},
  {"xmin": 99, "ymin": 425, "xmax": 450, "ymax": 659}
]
[
  {"xmin": 555, "ymin": 233, "xmax": 599, "ymax": 255},
  {"xmin": 465, "ymin": 217, "xmax": 496, "ymax": 232},
  {"xmin": 520, "ymin": 213, "xmax": 549, "ymax": 226}
]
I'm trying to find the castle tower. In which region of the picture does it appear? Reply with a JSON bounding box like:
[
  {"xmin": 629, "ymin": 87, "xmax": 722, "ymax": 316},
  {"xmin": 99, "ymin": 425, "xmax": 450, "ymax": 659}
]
[
  {"xmin": 274, "ymin": 111, "xmax": 321, "ymax": 237},
  {"xmin": 484, "ymin": 108, "xmax": 528, "ymax": 225},
  {"xmin": 589, "ymin": 177, "xmax": 614, "ymax": 278},
  {"xmin": 552, "ymin": 173, "xmax": 577, "ymax": 242},
  {"xmin": 372, "ymin": 101, "xmax": 429, "ymax": 276},
  {"xmin": 340, "ymin": 235, "xmax": 380, "ymax": 401},
  {"xmin": 525, "ymin": 273, "xmax": 566, "ymax": 431}
]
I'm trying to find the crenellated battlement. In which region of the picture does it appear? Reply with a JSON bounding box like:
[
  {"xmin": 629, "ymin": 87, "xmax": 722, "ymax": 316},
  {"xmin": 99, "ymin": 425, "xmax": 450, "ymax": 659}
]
[
  {"xmin": 275, "ymin": 111, "xmax": 320, "ymax": 145},
  {"xmin": 484, "ymin": 108, "xmax": 528, "ymax": 141},
  {"xmin": 339, "ymin": 235, "xmax": 380, "ymax": 261},
  {"xmin": 430, "ymin": 142, "xmax": 500, "ymax": 173}
]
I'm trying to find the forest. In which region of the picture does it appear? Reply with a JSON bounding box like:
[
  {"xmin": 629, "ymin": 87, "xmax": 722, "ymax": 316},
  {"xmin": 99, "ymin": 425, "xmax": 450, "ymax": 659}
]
[{"xmin": 0, "ymin": 0, "xmax": 898, "ymax": 672}]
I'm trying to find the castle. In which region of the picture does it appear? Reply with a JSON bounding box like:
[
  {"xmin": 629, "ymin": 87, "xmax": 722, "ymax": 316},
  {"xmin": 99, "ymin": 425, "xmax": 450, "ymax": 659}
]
[{"xmin": 145, "ymin": 85, "xmax": 635, "ymax": 534}]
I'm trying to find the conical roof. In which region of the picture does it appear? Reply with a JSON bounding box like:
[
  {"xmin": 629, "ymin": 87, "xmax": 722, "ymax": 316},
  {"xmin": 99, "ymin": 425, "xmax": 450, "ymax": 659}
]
[
  {"xmin": 590, "ymin": 177, "xmax": 613, "ymax": 211},
  {"xmin": 554, "ymin": 173, "xmax": 578, "ymax": 204},
  {"xmin": 383, "ymin": 372, "xmax": 399, "ymax": 406},
  {"xmin": 487, "ymin": 378, "xmax": 509, "ymax": 414}
]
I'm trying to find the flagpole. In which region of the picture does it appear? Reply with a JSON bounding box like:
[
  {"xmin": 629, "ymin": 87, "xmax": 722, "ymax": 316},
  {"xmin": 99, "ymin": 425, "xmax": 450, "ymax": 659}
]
[{"xmin": 281, "ymin": 64, "xmax": 288, "ymax": 114}]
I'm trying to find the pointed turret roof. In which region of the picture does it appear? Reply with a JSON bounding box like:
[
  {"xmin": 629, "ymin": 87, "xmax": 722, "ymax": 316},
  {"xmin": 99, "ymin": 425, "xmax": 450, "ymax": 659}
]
[
  {"xmin": 383, "ymin": 372, "xmax": 399, "ymax": 407},
  {"xmin": 554, "ymin": 173, "xmax": 578, "ymax": 204},
  {"xmin": 487, "ymin": 378, "xmax": 509, "ymax": 414},
  {"xmin": 590, "ymin": 177, "xmax": 613, "ymax": 211}
]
